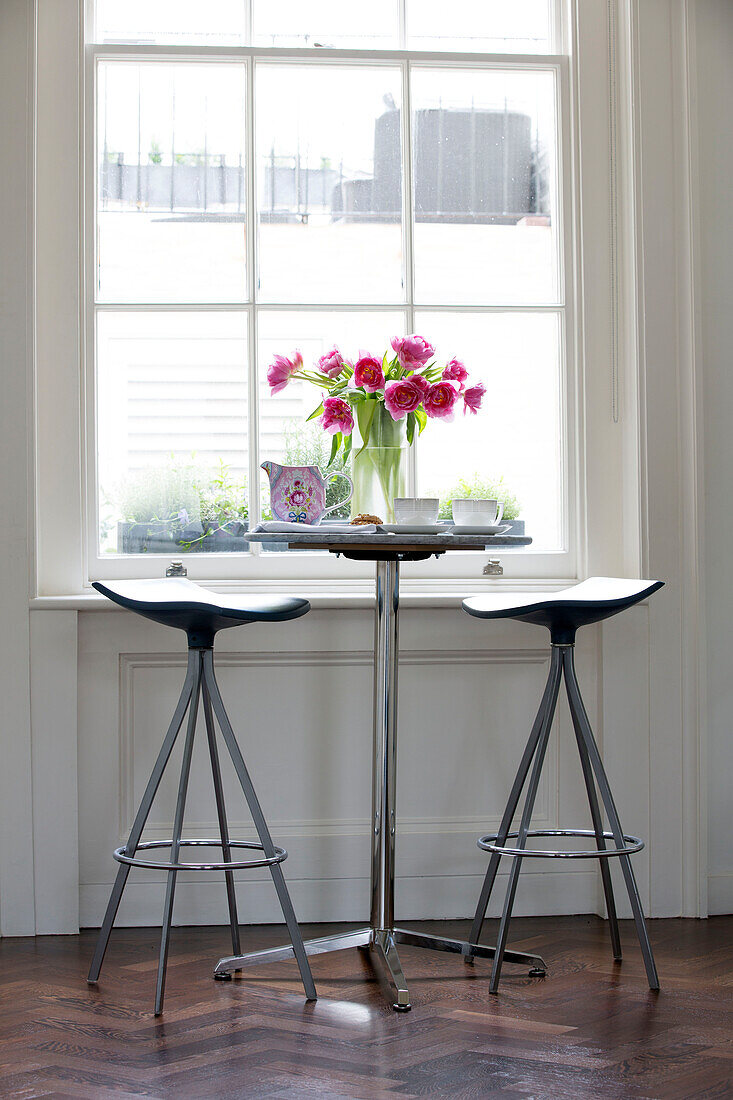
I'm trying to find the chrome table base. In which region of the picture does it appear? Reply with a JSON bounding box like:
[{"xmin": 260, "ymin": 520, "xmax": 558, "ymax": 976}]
[
  {"xmin": 214, "ymin": 557, "xmax": 546, "ymax": 1010},
  {"xmin": 213, "ymin": 925, "xmax": 544, "ymax": 1011}
]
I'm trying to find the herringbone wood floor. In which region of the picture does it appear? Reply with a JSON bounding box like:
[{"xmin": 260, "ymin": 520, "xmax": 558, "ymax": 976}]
[{"xmin": 1, "ymin": 916, "xmax": 731, "ymax": 1099}]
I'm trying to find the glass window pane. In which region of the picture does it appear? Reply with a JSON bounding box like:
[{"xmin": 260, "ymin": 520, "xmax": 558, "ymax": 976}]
[
  {"xmin": 257, "ymin": 310, "xmax": 405, "ymax": 524},
  {"xmin": 407, "ymin": 0, "xmax": 553, "ymax": 54},
  {"xmin": 256, "ymin": 65, "xmax": 404, "ymax": 303},
  {"xmin": 414, "ymin": 312, "xmax": 563, "ymax": 550},
  {"xmin": 253, "ymin": 0, "xmax": 399, "ymax": 49},
  {"xmin": 98, "ymin": 312, "xmax": 248, "ymax": 555},
  {"xmin": 411, "ymin": 68, "xmax": 559, "ymax": 305},
  {"xmin": 97, "ymin": 63, "xmax": 246, "ymax": 303},
  {"xmin": 94, "ymin": 0, "xmax": 246, "ymax": 45}
]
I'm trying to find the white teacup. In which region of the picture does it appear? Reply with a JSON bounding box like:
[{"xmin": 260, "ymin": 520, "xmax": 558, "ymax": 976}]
[
  {"xmin": 451, "ymin": 498, "xmax": 504, "ymax": 527},
  {"xmin": 393, "ymin": 497, "xmax": 439, "ymax": 525}
]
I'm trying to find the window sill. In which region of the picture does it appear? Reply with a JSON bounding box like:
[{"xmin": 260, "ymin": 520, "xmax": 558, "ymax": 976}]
[{"xmin": 30, "ymin": 576, "xmax": 574, "ymax": 612}]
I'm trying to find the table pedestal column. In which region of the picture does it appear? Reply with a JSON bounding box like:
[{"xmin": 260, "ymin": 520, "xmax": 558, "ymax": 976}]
[
  {"xmin": 370, "ymin": 558, "xmax": 399, "ymax": 933},
  {"xmin": 366, "ymin": 560, "xmax": 411, "ymax": 1008}
]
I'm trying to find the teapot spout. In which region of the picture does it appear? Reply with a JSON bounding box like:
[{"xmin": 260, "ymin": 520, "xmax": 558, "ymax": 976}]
[{"xmin": 261, "ymin": 460, "xmax": 280, "ymax": 482}]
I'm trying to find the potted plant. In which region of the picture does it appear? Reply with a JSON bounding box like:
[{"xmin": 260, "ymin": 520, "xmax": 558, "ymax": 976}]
[
  {"xmin": 191, "ymin": 461, "xmax": 248, "ymax": 551},
  {"xmin": 432, "ymin": 474, "xmax": 524, "ymax": 535},
  {"xmin": 113, "ymin": 460, "xmax": 248, "ymax": 554}
]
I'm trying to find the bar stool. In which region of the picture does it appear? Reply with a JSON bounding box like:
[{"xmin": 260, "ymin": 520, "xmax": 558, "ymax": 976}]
[
  {"xmin": 463, "ymin": 577, "xmax": 663, "ymax": 993},
  {"xmin": 86, "ymin": 578, "xmax": 317, "ymax": 1015}
]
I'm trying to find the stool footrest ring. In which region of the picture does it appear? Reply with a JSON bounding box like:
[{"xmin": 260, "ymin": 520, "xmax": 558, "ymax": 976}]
[
  {"xmin": 113, "ymin": 838, "xmax": 287, "ymax": 872},
  {"xmin": 477, "ymin": 828, "xmax": 644, "ymax": 859}
]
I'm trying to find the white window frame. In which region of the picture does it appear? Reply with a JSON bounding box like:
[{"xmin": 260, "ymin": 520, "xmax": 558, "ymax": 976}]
[{"xmin": 34, "ymin": 0, "xmax": 640, "ymax": 596}]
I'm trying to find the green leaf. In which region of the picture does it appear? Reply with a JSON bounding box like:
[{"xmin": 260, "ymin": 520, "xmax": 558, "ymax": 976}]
[
  {"xmin": 306, "ymin": 402, "xmax": 324, "ymax": 423},
  {"xmin": 328, "ymin": 432, "xmax": 341, "ymax": 467},
  {"xmin": 383, "ymin": 350, "xmax": 401, "ymax": 381},
  {"xmin": 406, "ymin": 411, "xmax": 416, "ymax": 446},
  {"xmin": 354, "ymin": 399, "xmax": 377, "ymax": 458},
  {"xmin": 342, "ymin": 432, "xmax": 353, "ymax": 462},
  {"xmin": 415, "ymin": 406, "xmax": 428, "ymax": 435},
  {"xmin": 348, "ymin": 390, "xmax": 366, "ymax": 405}
]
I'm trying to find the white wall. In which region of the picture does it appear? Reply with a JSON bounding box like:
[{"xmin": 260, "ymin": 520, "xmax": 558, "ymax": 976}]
[
  {"xmin": 691, "ymin": 0, "xmax": 733, "ymax": 914},
  {"xmin": 0, "ymin": 0, "xmax": 36, "ymax": 935}
]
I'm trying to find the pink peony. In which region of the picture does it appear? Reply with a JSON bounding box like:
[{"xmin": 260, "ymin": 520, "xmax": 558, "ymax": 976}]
[
  {"xmin": 317, "ymin": 346, "xmax": 349, "ymax": 379},
  {"xmin": 353, "ymin": 355, "xmax": 386, "ymax": 393},
  {"xmin": 320, "ymin": 396, "xmax": 354, "ymax": 436},
  {"xmin": 442, "ymin": 358, "xmax": 469, "ymax": 389},
  {"xmin": 410, "ymin": 372, "xmax": 431, "ymax": 398},
  {"xmin": 424, "ymin": 381, "xmax": 458, "ymax": 420},
  {"xmin": 267, "ymin": 351, "xmax": 302, "ymax": 395},
  {"xmin": 383, "ymin": 378, "xmax": 424, "ymax": 420},
  {"xmin": 463, "ymin": 382, "xmax": 486, "ymax": 415},
  {"xmin": 390, "ymin": 334, "xmax": 435, "ymax": 370}
]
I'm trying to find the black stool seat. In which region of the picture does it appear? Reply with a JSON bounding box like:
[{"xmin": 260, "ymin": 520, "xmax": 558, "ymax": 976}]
[
  {"xmin": 93, "ymin": 578, "xmax": 310, "ymax": 647},
  {"xmin": 463, "ymin": 577, "xmax": 663, "ymax": 644}
]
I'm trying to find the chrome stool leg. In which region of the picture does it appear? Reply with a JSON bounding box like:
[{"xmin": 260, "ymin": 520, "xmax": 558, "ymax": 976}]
[
  {"xmin": 568, "ymin": 697, "xmax": 622, "ymax": 960},
  {"xmin": 489, "ymin": 671, "xmax": 558, "ymax": 993},
  {"xmin": 155, "ymin": 660, "xmax": 202, "ymax": 1015},
  {"xmin": 202, "ymin": 679, "xmax": 241, "ymax": 958},
  {"xmin": 469, "ymin": 647, "xmax": 563, "ymax": 950},
  {"xmin": 202, "ymin": 651, "xmax": 317, "ymax": 1002},
  {"xmin": 87, "ymin": 650, "xmax": 199, "ymax": 986},
  {"xmin": 562, "ymin": 647, "xmax": 659, "ymax": 990}
]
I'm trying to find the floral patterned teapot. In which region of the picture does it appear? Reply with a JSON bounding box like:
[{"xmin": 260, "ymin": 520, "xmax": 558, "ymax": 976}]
[{"xmin": 261, "ymin": 461, "xmax": 353, "ymax": 525}]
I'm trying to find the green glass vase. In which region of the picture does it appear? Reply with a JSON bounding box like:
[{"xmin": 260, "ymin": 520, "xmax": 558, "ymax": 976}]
[{"xmin": 351, "ymin": 401, "xmax": 408, "ymax": 523}]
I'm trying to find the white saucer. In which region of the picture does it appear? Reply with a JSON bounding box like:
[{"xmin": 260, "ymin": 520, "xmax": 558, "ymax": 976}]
[
  {"xmin": 379, "ymin": 524, "xmax": 445, "ymax": 534},
  {"xmin": 447, "ymin": 523, "xmax": 512, "ymax": 535}
]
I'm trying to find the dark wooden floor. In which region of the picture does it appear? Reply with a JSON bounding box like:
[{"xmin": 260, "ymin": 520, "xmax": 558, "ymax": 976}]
[{"xmin": 1, "ymin": 916, "xmax": 731, "ymax": 1099}]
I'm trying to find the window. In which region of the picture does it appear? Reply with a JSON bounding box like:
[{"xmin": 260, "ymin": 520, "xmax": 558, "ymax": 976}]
[{"xmin": 85, "ymin": 1, "xmax": 575, "ymax": 580}]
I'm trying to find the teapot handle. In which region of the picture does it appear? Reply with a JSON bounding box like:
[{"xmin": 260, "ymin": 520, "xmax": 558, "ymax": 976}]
[{"xmin": 321, "ymin": 471, "xmax": 353, "ymax": 519}]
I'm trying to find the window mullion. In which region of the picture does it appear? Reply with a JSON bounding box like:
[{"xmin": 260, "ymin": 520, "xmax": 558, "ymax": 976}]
[
  {"xmin": 245, "ymin": 0, "xmax": 253, "ymax": 46},
  {"xmin": 398, "ymin": 0, "xmax": 407, "ymax": 50}
]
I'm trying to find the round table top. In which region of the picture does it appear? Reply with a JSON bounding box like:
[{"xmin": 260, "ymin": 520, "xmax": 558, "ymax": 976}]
[{"xmin": 244, "ymin": 529, "xmax": 531, "ymax": 560}]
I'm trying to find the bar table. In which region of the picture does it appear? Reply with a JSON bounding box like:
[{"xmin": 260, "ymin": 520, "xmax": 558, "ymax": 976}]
[{"xmin": 214, "ymin": 529, "xmax": 546, "ymax": 1010}]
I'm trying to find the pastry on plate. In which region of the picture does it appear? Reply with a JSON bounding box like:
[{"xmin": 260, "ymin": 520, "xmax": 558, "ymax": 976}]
[{"xmin": 350, "ymin": 513, "xmax": 383, "ymax": 526}]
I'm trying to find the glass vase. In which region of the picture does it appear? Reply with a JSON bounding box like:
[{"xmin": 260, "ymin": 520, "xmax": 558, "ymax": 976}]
[{"xmin": 351, "ymin": 402, "xmax": 408, "ymax": 523}]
